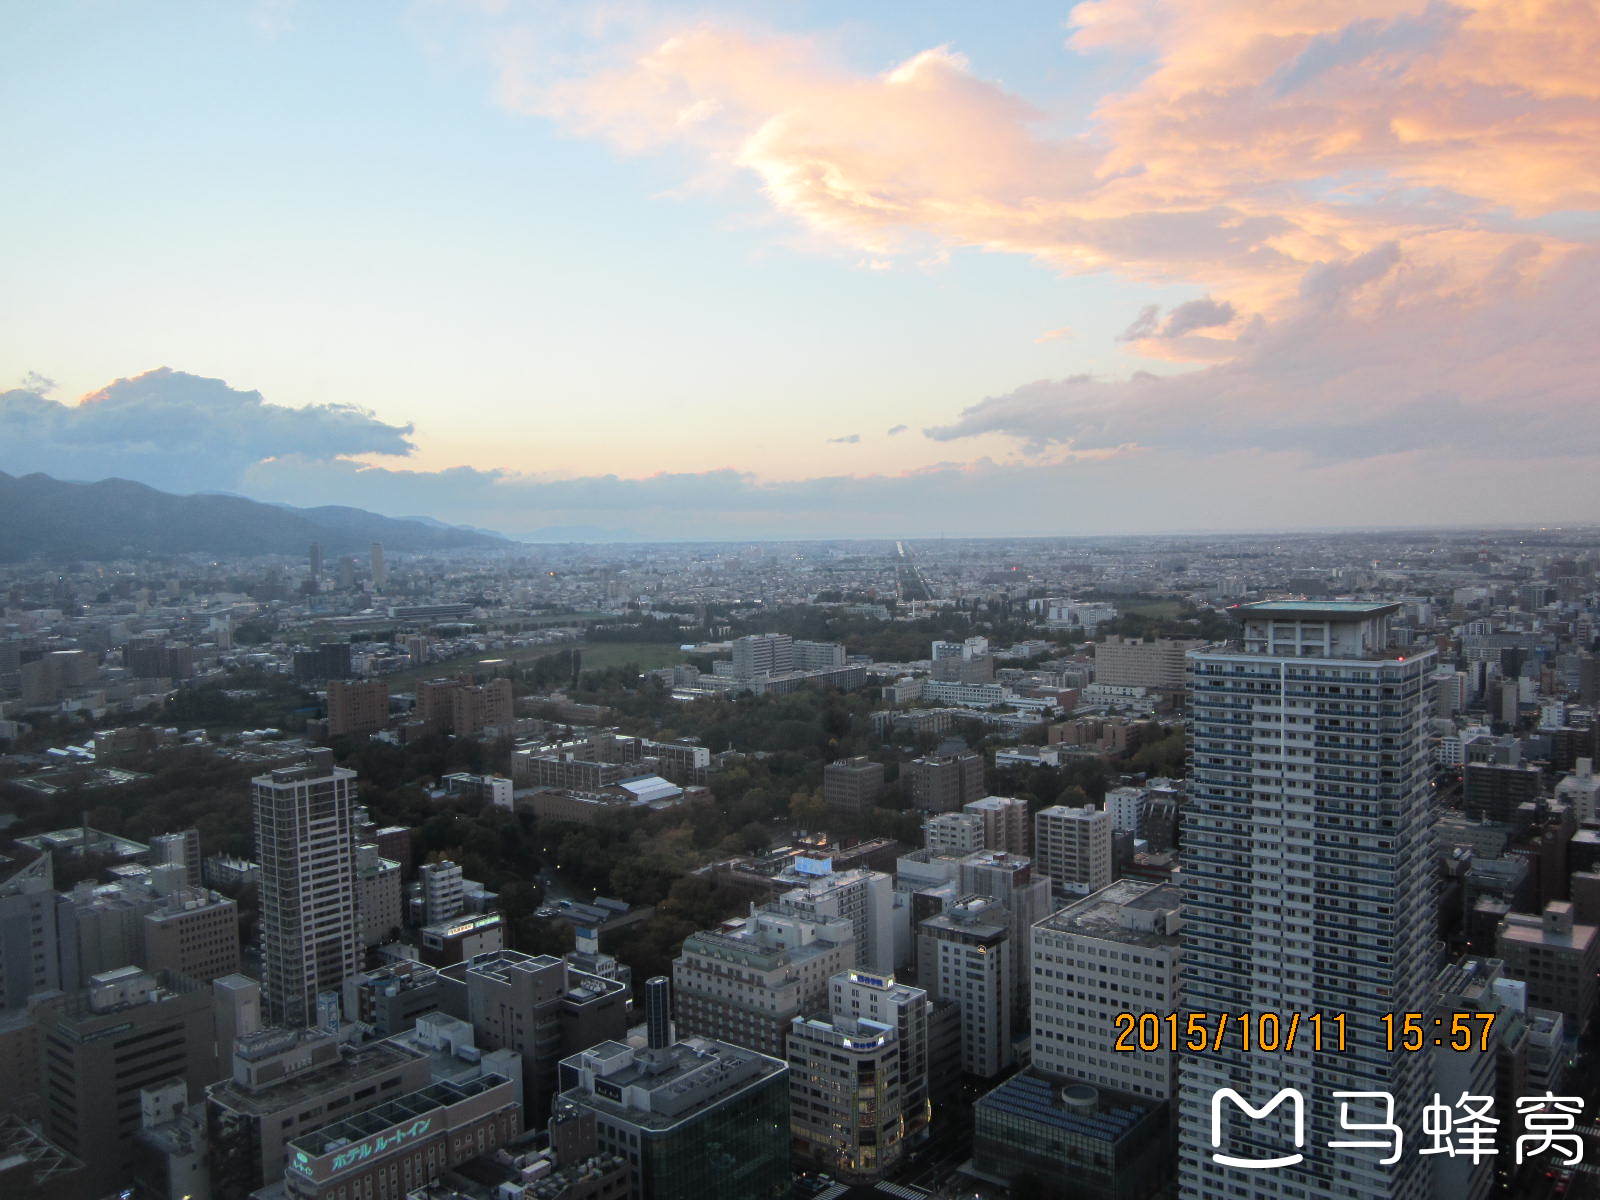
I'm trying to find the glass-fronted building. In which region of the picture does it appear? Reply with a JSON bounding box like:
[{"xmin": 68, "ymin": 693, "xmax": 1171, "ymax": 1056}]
[{"xmin": 557, "ymin": 1036, "xmax": 790, "ymax": 1200}]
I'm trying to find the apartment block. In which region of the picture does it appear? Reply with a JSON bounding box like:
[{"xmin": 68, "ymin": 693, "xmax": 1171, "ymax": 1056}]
[
  {"xmin": 906, "ymin": 752, "xmax": 985, "ymax": 814},
  {"xmin": 1034, "ymin": 804, "xmax": 1114, "ymax": 895},
  {"xmin": 326, "ymin": 678, "xmax": 389, "ymax": 737},
  {"xmin": 963, "ymin": 795, "xmax": 1031, "ymax": 855},
  {"xmin": 823, "ymin": 756, "xmax": 886, "ymax": 818}
]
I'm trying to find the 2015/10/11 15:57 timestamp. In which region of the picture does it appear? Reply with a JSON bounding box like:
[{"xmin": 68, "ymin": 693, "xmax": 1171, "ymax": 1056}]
[{"xmin": 1113, "ymin": 1012, "xmax": 1498, "ymax": 1054}]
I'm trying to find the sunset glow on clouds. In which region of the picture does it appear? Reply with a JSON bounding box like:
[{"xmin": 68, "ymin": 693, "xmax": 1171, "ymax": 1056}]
[
  {"xmin": 2, "ymin": 1, "xmax": 1598, "ymax": 536},
  {"xmin": 511, "ymin": 0, "xmax": 1597, "ymax": 309}
]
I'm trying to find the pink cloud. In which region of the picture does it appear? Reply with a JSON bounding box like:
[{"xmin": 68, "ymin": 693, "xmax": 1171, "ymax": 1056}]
[
  {"xmin": 482, "ymin": 2, "xmax": 1598, "ymax": 482},
  {"xmin": 926, "ymin": 243, "xmax": 1600, "ymax": 463},
  {"xmin": 499, "ymin": 3, "xmax": 1597, "ymax": 317}
]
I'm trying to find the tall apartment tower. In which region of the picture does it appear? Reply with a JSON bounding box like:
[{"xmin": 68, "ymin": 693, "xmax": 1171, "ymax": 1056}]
[
  {"xmin": 251, "ymin": 750, "xmax": 362, "ymax": 1028},
  {"xmin": 308, "ymin": 541, "xmax": 323, "ymax": 578},
  {"xmin": 1179, "ymin": 602, "xmax": 1439, "ymax": 1200},
  {"xmin": 369, "ymin": 541, "xmax": 386, "ymax": 591}
]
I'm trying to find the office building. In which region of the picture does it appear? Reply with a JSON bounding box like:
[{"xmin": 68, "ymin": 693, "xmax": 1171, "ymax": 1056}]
[
  {"xmin": 252, "ymin": 750, "xmax": 362, "ymax": 1028},
  {"xmin": 916, "ymin": 896, "xmax": 1013, "ymax": 1077},
  {"xmin": 419, "ymin": 910, "xmax": 505, "ymax": 966},
  {"xmin": 1179, "ymin": 602, "xmax": 1439, "ymax": 1200},
  {"xmin": 19, "ymin": 649, "xmax": 98, "ymax": 706},
  {"xmin": 149, "ymin": 827, "xmax": 203, "ymax": 888},
  {"xmin": 56, "ymin": 867, "xmax": 240, "ymax": 988},
  {"xmin": 787, "ymin": 967, "xmax": 930, "ymax": 1180},
  {"xmin": 731, "ymin": 633, "xmax": 794, "ymax": 680},
  {"xmin": 206, "ymin": 1027, "xmax": 430, "ymax": 1200},
  {"xmin": 370, "ymin": 541, "xmax": 386, "ymax": 590},
  {"xmin": 142, "ymin": 885, "xmax": 243, "ymax": 983},
  {"xmin": 1094, "ymin": 636, "xmax": 1204, "ymax": 691},
  {"xmin": 787, "ymin": 1011, "xmax": 903, "ymax": 1180},
  {"xmin": 133, "ymin": 1080, "xmax": 211, "ymax": 1200},
  {"xmin": 1495, "ymin": 900, "xmax": 1600, "ymax": 1029},
  {"xmin": 1463, "ymin": 760, "xmax": 1543, "ymax": 823},
  {"xmin": 823, "ymin": 756, "xmax": 886, "ymax": 817},
  {"xmin": 293, "ymin": 641, "xmax": 352, "ymax": 681},
  {"xmin": 835, "ymin": 968, "xmax": 932, "ymax": 1138},
  {"xmin": 1034, "ymin": 804, "xmax": 1113, "ymax": 895},
  {"xmin": 35, "ymin": 968, "xmax": 216, "ymax": 1198},
  {"xmin": 1429, "ymin": 956, "xmax": 1534, "ymax": 1200},
  {"xmin": 1032, "ymin": 881, "xmax": 1182, "ymax": 1099},
  {"xmin": 556, "ymin": 1031, "xmax": 790, "ymax": 1200},
  {"xmin": 438, "ymin": 949, "xmax": 630, "ymax": 1124},
  {"xmin": 964, "ymin": 795, "xmax": 1031, "ymax": 855},
  {"xmin": 309, "ymin": 541, "xmax": 323, "ymax": 578},
  {"xmin": 327, "ymin": 678, "xmax": 389, "ymax": 737},
  {"xmin": 343, "ymin": 959, "xmax": 444, "ymax": 1037},
  {"xmin": 906, "ymin": 752, "xmax": 985, "ymax": 813},
  {"xmin": 1105, "ymin": 786, "xmax": 1146, "ymax": 836},
  {"xmin": 673, "ymin": 911, "xmax": 856, "ymax": 1057},
  {"xmin": 792, "ymin": 639, "xmax": 846, "ymax": 670},
  {"xmin": 0, "ymin": 855, "xmax": 62, "ymax": 1010}
]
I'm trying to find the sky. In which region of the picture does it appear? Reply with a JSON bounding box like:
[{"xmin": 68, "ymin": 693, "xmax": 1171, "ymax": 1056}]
[{"xmin": 2, "ymin": 0, "xmax": 1597, "ymax": 540}]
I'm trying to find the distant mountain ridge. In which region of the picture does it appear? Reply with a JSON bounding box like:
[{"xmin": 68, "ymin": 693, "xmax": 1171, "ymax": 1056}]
[{"xmin": 0, "ymin": 471, "xmax": 508, "ymax": 562}]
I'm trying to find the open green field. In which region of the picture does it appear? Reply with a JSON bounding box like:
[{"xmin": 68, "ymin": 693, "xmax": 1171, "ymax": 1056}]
[
  {"xmin": 379, "ymin": 640, "xmax": 690, "ymax": 688},
  {"xmin": 577, "ymin": 642, "xmax": 694, "ymax": 671},
  {"xmin": 381, "ymin": 643, "xmax": 573, "ymax": 689}
]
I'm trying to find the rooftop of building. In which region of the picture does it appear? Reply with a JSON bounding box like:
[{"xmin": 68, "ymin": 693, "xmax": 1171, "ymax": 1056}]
[
  {"xmin": 209, "ymin": 1031, "xmax": 423, "ymax": 1114},
  {"xmin": 287, "ymin": 1072, "xmax": 512, "ymax": 1163},
  {"xmin": 920, "ymin": 899, "xmax": 1008, "ymax": 941},
  {"xmin": 682, "ymin": 921, "xmax": 853, "ymax": 971},
  {"xmin": 1037, "ymin": 880, "xmax": 1182, "ymax": 948},
  {"xmin": 975, "ymin": 1071, "xmax": 1159, "ymax": 1144},
  {"xmin": 1236, "ymin": 600, "xmax": 1401, "ymax": 620},
  {"xmin": 441, "ymin": 948, "xmax": 627, "ymax": 1004},
  {"xmin": 560, "ymin": 1036, "xmax": 785, "ymax": 1131},
  {"xmin": 15, "ymin": 825, "xmax": 149, "ymax": 858}
]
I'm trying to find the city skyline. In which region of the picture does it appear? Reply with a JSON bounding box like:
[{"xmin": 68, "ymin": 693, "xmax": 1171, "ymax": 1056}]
[{"xmin": 4, "ymin": 1, "xmax": 1598, "ymax": 538}]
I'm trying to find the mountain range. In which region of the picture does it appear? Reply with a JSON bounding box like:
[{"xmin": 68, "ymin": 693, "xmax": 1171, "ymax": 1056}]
[{"xmin": 0, "ymin": 471, "xmax": 508, "ymax": 562}]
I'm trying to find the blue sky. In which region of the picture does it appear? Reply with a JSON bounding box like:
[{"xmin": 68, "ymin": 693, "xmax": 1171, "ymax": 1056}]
[{"xmin": 2, "ymin": 1, "xmax": 1596, "ymax": 537}]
